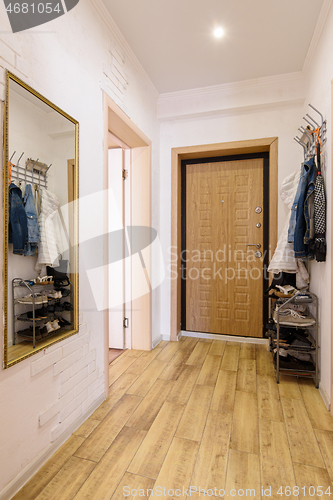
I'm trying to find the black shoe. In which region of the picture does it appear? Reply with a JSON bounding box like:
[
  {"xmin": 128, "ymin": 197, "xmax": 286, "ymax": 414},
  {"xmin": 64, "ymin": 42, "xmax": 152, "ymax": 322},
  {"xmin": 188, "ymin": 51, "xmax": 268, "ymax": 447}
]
[
  {"xmin": 290, "ymin": 332, "xmax": 313, "ymax": 348},
  {"xmin": 58, "ymin": 316, "xmax": 72, "ymax": 327},
  {"xmin": 58, "ymin": 288, "xmax": 71, "ymax": 297},
  {"xmin": 27, "ymin": 307, "xmax": 48, "ymax": 319},
  {"xmin": 62, "ymin": 301, "xmax": 73, "ymax": 311},
  {"xmin": 16, "ymin": 326, "xmax": 42, "ymax": 340},
  {"xmin": 274, "ymin": 353, "xmax": 315, "ymax": 372}
]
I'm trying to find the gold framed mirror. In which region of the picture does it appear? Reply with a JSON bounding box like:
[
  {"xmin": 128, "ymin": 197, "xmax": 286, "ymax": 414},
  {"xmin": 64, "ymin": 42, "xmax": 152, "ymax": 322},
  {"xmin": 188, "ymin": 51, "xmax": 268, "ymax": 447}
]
[{"xmin": 3, "ymin": 71, "xmax": 79, "ymax": 368}]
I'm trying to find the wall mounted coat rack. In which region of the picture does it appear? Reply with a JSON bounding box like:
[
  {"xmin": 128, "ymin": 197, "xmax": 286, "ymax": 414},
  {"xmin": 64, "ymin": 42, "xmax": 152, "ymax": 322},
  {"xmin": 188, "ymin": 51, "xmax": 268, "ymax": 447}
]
[
  {"xmin": 9, "ymin": 153, "xmax": 51, "ymax": 189},
  {"xmin": 294, "ymin": 103, "xmax": 327, "ymax": 161}
]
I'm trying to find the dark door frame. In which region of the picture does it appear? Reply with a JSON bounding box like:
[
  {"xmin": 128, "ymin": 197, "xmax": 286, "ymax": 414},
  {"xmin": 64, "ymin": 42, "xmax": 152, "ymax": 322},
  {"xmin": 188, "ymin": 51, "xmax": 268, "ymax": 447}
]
[{"xmin": 180, "ymin": 152, "xmax": 270, "ymax": 336}]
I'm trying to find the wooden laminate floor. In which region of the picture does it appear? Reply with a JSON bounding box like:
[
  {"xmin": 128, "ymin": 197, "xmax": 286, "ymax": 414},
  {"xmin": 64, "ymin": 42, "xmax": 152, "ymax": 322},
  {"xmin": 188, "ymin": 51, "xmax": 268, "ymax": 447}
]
[
  {"xmin": 13, "ymin": 338, "xmax": 333, "ymax": 500},
  {"xmin": 109, "ymin": 348, "xmax": 125, "ymax": 364}
]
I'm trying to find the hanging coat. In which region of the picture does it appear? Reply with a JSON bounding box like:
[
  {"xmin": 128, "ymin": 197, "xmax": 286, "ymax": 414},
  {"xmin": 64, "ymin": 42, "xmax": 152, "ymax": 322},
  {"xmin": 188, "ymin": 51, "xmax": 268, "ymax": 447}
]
[
  {"xmin": 310, "ymin": 172, "xmax": 326, "ymax": 262},
  {"xmin": 24, "ymin": 183, "xmax": 40, "ymax": 257},
  {"xmin": 8, "ymin": 182, "xmax": 28, "ymax": 255},
  {"xmin": 35, "ymin": 189, "xmax": 67, "ymax": 271},
  {"xmin": 268, "ymin": 169, "xmax": 309, "ymax": 289}
]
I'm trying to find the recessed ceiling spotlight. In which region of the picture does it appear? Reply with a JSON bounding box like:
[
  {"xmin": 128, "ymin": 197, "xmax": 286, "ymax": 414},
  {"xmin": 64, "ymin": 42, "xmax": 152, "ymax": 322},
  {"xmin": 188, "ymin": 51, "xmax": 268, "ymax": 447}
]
[{"xmin": 213, "ymin": 26, "xmax": 224, "ymax": 39}]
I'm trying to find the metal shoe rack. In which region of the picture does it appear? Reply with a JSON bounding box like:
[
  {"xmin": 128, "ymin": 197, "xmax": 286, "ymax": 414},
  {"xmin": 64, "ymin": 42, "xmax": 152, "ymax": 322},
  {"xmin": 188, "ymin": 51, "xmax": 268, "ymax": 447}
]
[
  {"xmin": 268, "ymin": 291, "xmax": 319, "ymax": 388},
  {"xmin": 12, "ymin": 278, "xmax": 73, "ymax": 349}
]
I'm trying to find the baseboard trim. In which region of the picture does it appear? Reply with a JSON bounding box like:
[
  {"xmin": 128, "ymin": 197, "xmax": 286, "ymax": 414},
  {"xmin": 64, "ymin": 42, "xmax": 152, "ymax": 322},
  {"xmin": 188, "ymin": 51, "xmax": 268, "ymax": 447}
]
[
  {"xmin": 152, "ymin": 334, "xmax": 171, "ymax": 348},
  {"xmin": 0, "ymin": 394, "xmax": 105, "ymax": 500},
  {"xmin": 152, "ymin": 336, "xmax": 162, "ymax": 348},
  {"xmin": 319, "ymin": 384, "xmax": 331, "ymax": 411},
  {"xmin": 181, "ymin": 330, "xmax": 268, "ymax": 345}
]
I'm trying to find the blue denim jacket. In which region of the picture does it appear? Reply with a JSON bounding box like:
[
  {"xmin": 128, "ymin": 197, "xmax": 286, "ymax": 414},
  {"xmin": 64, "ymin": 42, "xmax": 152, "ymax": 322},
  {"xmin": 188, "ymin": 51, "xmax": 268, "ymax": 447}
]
[
  {"xmin": 8, "ymin": 183, "xmax": 28, "ymax": 255},
  {"xmin": 24, "ymin": 184, "xmax": 39, "ymax": 256},
  {"xmin": 294, "ymin": 157, "xmax": 316, "ymax": 259},
  {"xmin": 288, "ymin": 161, "xmax": 309, "ymax": 243}
]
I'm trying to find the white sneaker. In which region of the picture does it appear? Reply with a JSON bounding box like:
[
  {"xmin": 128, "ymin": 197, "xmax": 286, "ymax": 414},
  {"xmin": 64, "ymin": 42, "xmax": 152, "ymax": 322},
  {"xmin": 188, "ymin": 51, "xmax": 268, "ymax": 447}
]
[
  {"xmin": 46, "ymin": 290, "xmax": 62, "ymax": 299},
  {"xmin": 273, "ymin": 309, "xmax": 315, "ymax": 327},
  {"xmin": 17, "ymin": 293, "xmax": 48, "ymax": 305},
  {"xmin": 51, "ymin": 319, "xmax": 60, "ymax": 331},
  {"xmin": 45, "ymin": 321, "xmax": 55, "ymax": 334}
]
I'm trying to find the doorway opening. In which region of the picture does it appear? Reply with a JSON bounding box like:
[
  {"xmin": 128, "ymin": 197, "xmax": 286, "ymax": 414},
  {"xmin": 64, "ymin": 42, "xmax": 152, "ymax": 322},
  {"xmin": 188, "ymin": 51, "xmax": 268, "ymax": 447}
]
[
  {"xmin": 103, "ymin": 93, "xmax": 152, "ymax": 392},
  {"xmin": 181, "ymin": 153, "xmax": 270, "ymax": 338},
  {"xmin": 171, "ymin": 138, "xmax": 278, "ymax": 342}
]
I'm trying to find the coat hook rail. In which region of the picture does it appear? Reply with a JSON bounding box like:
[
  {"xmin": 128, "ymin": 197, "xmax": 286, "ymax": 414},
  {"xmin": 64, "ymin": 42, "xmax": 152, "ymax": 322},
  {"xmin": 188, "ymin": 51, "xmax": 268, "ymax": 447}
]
[{"xmin": 10, "ymin": 155, "xmax": 50, "ymax": 189}]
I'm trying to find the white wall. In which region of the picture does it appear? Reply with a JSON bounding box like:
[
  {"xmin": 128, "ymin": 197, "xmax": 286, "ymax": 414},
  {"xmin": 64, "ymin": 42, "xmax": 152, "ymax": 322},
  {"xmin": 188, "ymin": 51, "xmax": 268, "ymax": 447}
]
[
  {"xmin": 302, "ymin": 4, "xmax": 333, "ymax": 406},
  {"xmin": 0, "ymin": 0, "xmax": 160, "ymax": 497},
  {"xmin": 157, "ymin": 3, "xmax": 332, "ymax": 406},
  {"xmin": 158, "ymin": 101, "xmax": 304, "ymax": 338}
]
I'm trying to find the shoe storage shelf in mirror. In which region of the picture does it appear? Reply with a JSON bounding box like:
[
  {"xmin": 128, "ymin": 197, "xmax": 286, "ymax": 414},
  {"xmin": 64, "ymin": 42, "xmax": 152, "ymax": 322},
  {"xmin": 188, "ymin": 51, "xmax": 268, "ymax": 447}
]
[{"xmin": 3, "ymin": 70, "xmax": 79, "ymax": 368}]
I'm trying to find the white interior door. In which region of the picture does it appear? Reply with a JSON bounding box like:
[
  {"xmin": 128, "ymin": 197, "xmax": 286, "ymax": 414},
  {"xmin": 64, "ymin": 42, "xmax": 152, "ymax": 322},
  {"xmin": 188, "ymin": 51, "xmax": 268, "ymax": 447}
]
[
  {"xmin": 108, "ymin": 148, "xmax": 124, "ymax": 349},
  {"xmin": 123, "ymin": 149, "xmax": 131, "ymax": 349},
  {"xmin": 108, "ymin": 147, "xmax": 132, "ymax": 349}
]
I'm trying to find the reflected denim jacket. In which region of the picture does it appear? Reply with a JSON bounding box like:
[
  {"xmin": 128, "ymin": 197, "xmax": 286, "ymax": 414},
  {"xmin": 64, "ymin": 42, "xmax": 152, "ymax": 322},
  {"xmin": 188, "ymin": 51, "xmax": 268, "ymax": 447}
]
[
  {"xmin": 294, "ymin": 157, "xmax": 316, "ymax": 259},
  {"xmin": 8, "ymin": 182, "xmax": 28, "ymax": 255},
  {"xmin": 24, "ymin": 183, "xmax": 40, "ymax": 256}
]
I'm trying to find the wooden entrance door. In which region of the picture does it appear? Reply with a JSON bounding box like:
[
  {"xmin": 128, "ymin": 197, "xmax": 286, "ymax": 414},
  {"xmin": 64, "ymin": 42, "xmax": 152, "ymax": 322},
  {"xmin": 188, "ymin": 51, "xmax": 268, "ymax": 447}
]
[{"xmin": 185, "ymin": 158, "xmax": 264, "ymax": 337}]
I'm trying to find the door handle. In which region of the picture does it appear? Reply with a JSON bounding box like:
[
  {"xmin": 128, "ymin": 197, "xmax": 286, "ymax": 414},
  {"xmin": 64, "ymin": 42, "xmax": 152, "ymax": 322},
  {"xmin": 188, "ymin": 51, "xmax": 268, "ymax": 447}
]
[{"xmin": 247, "ymin": 243, "xmax": 261, "ymax": 249}]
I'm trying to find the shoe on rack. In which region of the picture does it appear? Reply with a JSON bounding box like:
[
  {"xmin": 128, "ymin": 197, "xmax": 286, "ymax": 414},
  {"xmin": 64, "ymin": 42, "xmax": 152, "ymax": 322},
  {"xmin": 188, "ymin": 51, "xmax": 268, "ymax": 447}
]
[
  {"xmin": 274, "ymin": 352, "xmax": 315, "ymax": 372},
  {"xmin": 290, "ymin": 332, "xmax": 313, "ymax": 348},
  {"xmin": 273, "ymin": 309, "xmax": 315, "ymax": 327},
  {"xmin": 17, "ymin": 293, "xmax": 48, "ymax": 305},
  {"xmin": 51, "ymin": 319, "xmax": 60, "ymax": 331},
  {"xmin": 16, "ymin": 326, "xmax": 41, "ymax": 340},
  {"xmin": 287, "ymin": 350, "xmax": 312, "ymax": 362},
  {"xmin": 26, "ymin": 307, "xmax": 49, "ymax": 319},
  {"xmin": 58, "ymin": 288, "xmax": 70, "ymax": 297},
  {"xmin": 40, "ymin": 325, "xmax": 49, "ymax": 338},
  {"xmin": 57, "ymin": 317, "xmax": 71, "ymax": 327},
  {"xmin": 293, "ymin": 293, "xmax": 313, "ymax": 303},
  {"xmin": 45, "ymin": 321, "xmax": 55, "ymax": 334},
  {"xmin": 45, "ymin": 290, "xmax": 62, "ymax": 299},
  {"xmin": 62, "ymin": 301, "xmax": 73, "ymax": 311},
  {"xmin": 276, "ymin": 285, "xmax": 297, "ymax": 295},
  {"xmin": 33, "ymin": 275, "xmax": 54, "ymax": 284}
]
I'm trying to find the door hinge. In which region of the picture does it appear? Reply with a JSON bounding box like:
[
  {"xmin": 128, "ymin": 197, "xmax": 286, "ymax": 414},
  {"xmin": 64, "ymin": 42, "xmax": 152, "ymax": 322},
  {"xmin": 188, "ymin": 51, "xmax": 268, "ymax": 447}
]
[
  {"xmin": 122, "ymin": 169, "xmax": 128, "ymax": 180},
  {"xmin": 123, "ymin": 317, "xmax": 129, "ymax": 328}
]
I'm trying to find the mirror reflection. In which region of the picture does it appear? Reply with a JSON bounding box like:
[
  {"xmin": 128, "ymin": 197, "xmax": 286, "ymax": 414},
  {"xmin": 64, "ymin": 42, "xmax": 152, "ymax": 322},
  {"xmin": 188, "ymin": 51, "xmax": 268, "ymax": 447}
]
[{"xmin": 4, "ymin": 72, "xmax": 79, "ymax": 367}]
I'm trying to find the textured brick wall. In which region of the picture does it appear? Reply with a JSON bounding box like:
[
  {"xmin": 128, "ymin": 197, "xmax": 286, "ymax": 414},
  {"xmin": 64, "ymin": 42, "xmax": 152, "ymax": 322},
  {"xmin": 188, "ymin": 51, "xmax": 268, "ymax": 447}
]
[{"xmin": 28, "ymin": 317, "xmax": 104, "ymax": 443}]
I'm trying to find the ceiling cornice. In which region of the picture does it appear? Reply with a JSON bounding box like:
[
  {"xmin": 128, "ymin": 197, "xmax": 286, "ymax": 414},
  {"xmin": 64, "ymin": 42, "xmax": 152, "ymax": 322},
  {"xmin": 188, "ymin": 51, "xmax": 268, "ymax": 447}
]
[
  {"xmin": 157, "ymin": 72, "xmax": 306, "ymax": 120},
  {"xmin": 11, "ymin": 89, "xmax": 49, "ymax": 117},
  {"xmin": 158, "ymin": 98, "xmax": 305, "ymax": 123},
  {"xmin": 302, "ymin": 0, "xmax": 333, "ymax": 76},
  {"xmin": 158, "ymin": 72, "xmax": 306, "ymax": 102},
  {"xmin": 90, "ymin": 0, "xmax": 159, "ymax": 100}
]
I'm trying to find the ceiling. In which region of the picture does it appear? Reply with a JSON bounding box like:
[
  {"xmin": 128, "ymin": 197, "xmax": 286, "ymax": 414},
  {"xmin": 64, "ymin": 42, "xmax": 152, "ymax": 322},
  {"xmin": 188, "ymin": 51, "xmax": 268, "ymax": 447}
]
[{"xmin": 102, "ymin": 0, "xmax": 325, "ymax": 94}]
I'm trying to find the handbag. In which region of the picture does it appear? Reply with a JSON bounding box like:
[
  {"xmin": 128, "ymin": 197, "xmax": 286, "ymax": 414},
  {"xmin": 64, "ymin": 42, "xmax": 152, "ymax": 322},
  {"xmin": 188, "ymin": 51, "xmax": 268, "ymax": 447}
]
[{"xmin": 47, "ymin": 254, "xmax": 70, "ymax": 287}]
